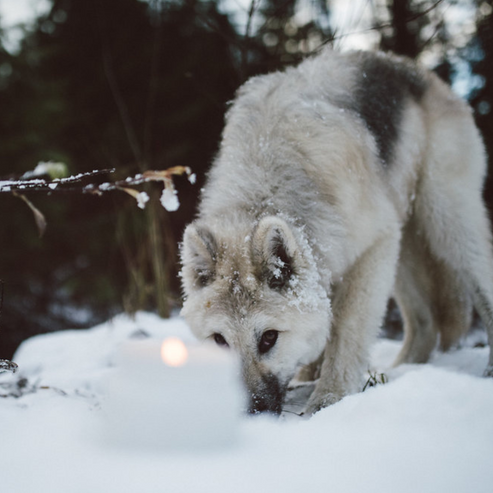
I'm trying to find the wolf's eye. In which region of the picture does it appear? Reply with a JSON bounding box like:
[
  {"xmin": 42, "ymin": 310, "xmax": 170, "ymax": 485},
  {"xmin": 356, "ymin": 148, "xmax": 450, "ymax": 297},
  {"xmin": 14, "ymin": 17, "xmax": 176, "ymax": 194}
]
[
  {"xmin": 259, "ymin": 330, "xmax": 279, "ymax": 354},
  {"xmin": 213, "ymin": 333, "xmax": 228, "ymax": 347}
]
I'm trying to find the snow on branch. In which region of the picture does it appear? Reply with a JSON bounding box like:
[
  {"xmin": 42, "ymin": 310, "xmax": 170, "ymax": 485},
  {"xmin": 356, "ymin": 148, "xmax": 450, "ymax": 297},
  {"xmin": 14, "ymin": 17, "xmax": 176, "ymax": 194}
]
[
  {"xmin": 108, "ymin": 168, "xmax": 197, "ymax": 212},
  {"xmin": 0, "ymin": 359, "xmax": 17, "ymax": 373},
  {"xmin": 0, "ymin": 359, "xmax": 18, "ymax": 374},
  {"xmin": 0, "ymin": 162, "xmax": 196, "ymax": 236}
]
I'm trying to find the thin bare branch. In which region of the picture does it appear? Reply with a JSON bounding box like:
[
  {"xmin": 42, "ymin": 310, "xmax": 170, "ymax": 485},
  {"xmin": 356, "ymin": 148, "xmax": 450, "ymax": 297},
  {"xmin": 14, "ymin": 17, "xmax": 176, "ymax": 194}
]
[
  {"xmin": 0, "ymin": 167, "xmax": 195, "ymax": 212},
  {"xmin": 0, "ymin": 169, "xmax": 115, "ymax": 194},
  {"xmin": 96, "ymin": 7, "xmax": 143, "ymax": 167},
  {"xmin": 144, "ymin": 0, "xmax": 164, "ymax": 164},
  {"xmin": 241, "ymin": 0, "xmax": 259, "ymax": 80},
  {"xmin": 313, "ymin": 0, "xmax": 446, "ymax": 53}
]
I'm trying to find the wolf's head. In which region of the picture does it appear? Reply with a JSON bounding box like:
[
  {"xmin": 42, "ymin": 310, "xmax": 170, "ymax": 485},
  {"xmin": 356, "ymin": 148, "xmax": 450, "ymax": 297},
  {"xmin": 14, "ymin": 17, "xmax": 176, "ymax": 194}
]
[{"xmin": 180, "ymin": 215, "xmax": 331, "ymax": 414}]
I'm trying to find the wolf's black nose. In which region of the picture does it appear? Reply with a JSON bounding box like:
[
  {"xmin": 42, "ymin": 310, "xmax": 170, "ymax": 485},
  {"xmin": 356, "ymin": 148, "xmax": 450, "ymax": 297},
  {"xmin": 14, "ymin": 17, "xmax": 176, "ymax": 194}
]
[{"xmin": 247, "ymin": 396, "xmax": 282, "ymax": 415}]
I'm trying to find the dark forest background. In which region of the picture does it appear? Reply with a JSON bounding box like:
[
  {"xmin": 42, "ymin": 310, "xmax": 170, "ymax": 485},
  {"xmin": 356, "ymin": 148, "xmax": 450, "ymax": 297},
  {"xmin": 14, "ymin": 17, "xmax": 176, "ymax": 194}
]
[{"xmin": 1, "ymin": 0, "xmax": 492, "ymax": 359}]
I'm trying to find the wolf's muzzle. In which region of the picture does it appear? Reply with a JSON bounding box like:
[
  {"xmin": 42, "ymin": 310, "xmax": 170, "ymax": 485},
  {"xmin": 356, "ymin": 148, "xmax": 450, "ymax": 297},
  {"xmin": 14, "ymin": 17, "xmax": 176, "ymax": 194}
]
[{"xmin": 247, "ymin": 373, "xmax": 286, "ymax": 415}]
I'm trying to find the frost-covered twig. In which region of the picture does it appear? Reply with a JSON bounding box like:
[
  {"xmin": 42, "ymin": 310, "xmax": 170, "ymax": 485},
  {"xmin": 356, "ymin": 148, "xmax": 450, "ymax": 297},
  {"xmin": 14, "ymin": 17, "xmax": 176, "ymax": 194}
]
[
  {"xmin": 0, "ymin": 359, "xmax": 18, "ymax": 374},
  {"xmin": 0, "ymin": 163, "xmax": 195, "ymax": 236},
  {"xmin": 0, "ymin": 167, "xmax": 115, "ymax": 193},
  {"xmin": 99, "ymin": 167, "xmax": 197, "ymax": 212},
  {"xmin": 0, "ymin": 165, "xmax": 194, "ymax": 200}
]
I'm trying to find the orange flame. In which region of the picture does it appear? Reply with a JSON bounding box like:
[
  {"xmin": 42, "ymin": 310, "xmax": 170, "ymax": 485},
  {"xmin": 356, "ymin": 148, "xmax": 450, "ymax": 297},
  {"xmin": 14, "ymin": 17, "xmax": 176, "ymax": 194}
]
[{"xmin": 160, "ymin": 338, "xmax": 188, "ymax": 367}]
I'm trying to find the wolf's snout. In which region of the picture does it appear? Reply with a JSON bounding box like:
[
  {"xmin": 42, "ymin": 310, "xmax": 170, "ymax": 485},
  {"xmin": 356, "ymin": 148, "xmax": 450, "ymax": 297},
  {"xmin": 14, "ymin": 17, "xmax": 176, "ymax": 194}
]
[
  {"xmin": 248, "ymin": 393, "xmax": 283, "ymax": 415},
  {"xmin": 245, "ymin": 373, "xmax": 287, "ymax": 415}
]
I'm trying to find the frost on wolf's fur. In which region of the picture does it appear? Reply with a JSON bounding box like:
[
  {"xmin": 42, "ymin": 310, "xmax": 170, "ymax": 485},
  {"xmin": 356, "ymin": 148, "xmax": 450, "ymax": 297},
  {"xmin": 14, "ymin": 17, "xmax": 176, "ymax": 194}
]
[
  {"xmin": 286, "ymin": 227, "xmax": 331, "ymax": 314},
  {"xmin": 272, "ymin": 257, "xmax": 285, "ymax": 279}
]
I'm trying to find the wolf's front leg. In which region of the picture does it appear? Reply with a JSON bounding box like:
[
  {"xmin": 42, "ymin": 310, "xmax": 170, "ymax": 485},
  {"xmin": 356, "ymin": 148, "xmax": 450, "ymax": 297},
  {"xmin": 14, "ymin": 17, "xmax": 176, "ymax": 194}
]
[{"xmin": 304, "ymin": 232, "xmax": 400, "ymax": 415}]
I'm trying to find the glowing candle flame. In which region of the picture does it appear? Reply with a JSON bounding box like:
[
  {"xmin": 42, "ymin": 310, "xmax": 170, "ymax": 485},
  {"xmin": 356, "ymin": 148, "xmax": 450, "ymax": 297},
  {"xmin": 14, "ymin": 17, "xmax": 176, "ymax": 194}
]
[{"xmin": 160, "ymin": 337, "xmax": 188, "ymax": 367}]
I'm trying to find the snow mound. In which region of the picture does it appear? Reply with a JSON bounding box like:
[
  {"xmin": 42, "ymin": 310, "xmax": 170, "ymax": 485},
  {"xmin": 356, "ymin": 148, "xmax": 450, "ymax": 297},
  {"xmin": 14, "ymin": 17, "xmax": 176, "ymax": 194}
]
[{"xmin": 1, "ymin": 313, "xmax": 492, "ymax": 493}]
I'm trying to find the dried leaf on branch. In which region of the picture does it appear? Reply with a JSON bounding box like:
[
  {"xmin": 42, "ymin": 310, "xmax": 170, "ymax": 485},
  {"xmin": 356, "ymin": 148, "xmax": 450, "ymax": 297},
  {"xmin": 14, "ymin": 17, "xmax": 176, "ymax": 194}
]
[{"xmin": 12, "ymin": 192, "xmax": 47, "ymax": 238}]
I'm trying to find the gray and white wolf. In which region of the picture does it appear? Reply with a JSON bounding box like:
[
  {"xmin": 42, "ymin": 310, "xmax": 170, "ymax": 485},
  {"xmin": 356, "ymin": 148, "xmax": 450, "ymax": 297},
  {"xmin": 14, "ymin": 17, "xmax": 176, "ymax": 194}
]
[{"xmin": 180, "ymin": 49, "xmax": 493, "ymax": 415}]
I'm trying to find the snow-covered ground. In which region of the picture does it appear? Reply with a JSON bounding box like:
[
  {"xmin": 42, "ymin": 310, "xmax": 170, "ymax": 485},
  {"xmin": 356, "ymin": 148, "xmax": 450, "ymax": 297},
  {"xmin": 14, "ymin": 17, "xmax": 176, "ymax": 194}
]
[{"xmin": 1, "ymin": 312, "xmax": 492, "ymax": 493}]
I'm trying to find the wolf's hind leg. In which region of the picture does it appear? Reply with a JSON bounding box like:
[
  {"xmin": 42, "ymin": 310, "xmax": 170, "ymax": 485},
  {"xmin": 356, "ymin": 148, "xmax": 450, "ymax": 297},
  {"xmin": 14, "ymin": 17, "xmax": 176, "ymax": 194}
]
[
  {"xmin": 393, "ymin": 220, "xmax": 436, "ymax": 365},
  {"xmin": 416, "ymin": 96, "xmax": 493, "ymax": 376},
  {"xmin": 393, "ymin": 267, "xmax": 436, "ymax": 365},
  {"xmin": 422, "ymin": 197, "xmax": 493, "ymax": 376},
  {"xmin": 393, "ymin": 218, "xmax": 472, "ymax": 366}
]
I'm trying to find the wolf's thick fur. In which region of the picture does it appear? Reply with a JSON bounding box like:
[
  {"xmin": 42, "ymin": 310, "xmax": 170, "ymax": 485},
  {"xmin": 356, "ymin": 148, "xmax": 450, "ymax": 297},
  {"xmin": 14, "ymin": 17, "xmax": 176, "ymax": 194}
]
[{"xmin": 181, "ymin": 49, "xmax": 493, "ymax": 415}]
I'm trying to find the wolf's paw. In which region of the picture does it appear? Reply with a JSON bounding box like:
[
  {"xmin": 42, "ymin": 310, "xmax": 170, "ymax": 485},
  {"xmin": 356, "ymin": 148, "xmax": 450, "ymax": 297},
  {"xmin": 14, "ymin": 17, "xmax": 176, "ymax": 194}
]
[
  {"xmin": 302, "ymin": 391, "xmax": 343, "ymax": 416},
  {"xmin": 483, "ymin": 365, "xmax": 493, "ymax": 378}
]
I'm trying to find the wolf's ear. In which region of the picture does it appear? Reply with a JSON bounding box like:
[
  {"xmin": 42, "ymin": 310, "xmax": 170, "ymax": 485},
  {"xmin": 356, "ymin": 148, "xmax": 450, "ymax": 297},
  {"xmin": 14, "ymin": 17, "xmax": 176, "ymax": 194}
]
[
  {"xmin": 252, "ymin": 217, "xmax": 298, "ymax": 290},
  {"xmin": 181, "ymin": 223, "xmax": 217, "ymax": 289}
]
